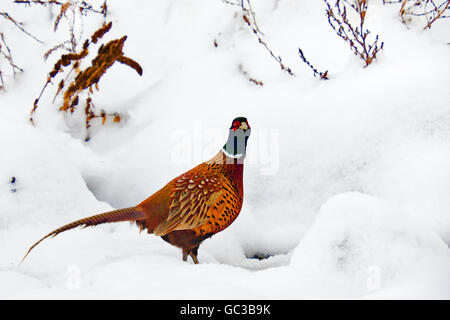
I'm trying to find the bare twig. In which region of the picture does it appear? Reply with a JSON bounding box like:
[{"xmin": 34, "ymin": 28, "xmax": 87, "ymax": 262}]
[
  {"xmin": 0, "ymin": 12, "xmax": 43, "ymax": 43},
  {"xmin": 14, "ymin": 0, "xmax": 107, "ymax": 15},
  {"xmin": 324, "ymin": 0, "xmax": 384, "ymax": 67},
  {"xmin": 424, "ymin": 0, "xmax": 450, "ymax": 29},
  {"xmin": 298, "ymin": 48, "xmax": 328, "ymax": 79},
  {"xmin": 238, "ymin": 63, "xmax": 264, "ymax": 86},
  {"xmin": 222, "ymin": 0, "xmax": 294, "ymax": 75},
  {"xmin": 221, "ymin": 0, "xmax": 264, "ymax": 34},
  {"xmin": 0, "ymin": 32, "xmax": 24, "ymax": 90},
  {"xmin": 383, "ymin": 0, "xmax": 450, "ymax": 29},
  {"xmin": 15, "ymin": 0, "xmax": 108, "ymax": 55}
]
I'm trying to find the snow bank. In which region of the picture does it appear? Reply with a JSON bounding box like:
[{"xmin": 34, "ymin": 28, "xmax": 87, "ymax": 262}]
[{"xmin": 289, "ymin": 192, "xmax": 450, "ymax": 299}]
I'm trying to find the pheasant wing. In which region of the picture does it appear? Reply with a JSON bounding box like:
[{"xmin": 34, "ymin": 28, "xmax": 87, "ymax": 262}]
[{"xmin": 153, "ymin": 172, "xmax": 224, "ymax": 235}]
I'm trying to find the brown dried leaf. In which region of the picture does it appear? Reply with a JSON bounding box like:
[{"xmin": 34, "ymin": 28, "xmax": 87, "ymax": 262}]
[
  {"xmin": 91, "ymin": 21, "xmax": 112, "ymax": 44},
  {"xmin": 116, "ymin": 56, "xmax": 143, "ymax": 76}
]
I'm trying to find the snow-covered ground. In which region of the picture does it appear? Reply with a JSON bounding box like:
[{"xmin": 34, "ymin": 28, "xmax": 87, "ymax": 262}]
[{"xmin": 1, "ymin": 0, "xmax": 449, "ymax": 299}]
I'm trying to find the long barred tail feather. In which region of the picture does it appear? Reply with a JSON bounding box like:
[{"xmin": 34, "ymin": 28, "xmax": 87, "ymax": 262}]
[{"xmin": 21, "ymin": 207, "xmax": 145, "ymax": 263}]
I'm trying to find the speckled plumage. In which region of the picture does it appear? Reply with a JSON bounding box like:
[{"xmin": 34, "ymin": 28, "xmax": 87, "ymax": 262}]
[
  {"xmin": 23, "ymin": 117, "xmax": 251, "ymax": 264},
  {"xmin": 138, "ymin": 151, "xmax": 245, "ymax": 263}
]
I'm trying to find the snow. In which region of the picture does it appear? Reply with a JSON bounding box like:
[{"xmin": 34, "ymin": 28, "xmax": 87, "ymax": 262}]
[
  {"xmin": 0, "ymin": 0, "xmax": 449, "ymax": 299},
  {"xmin": 290, "ymin": 192, "xmax": 450, "ymax": 299}
]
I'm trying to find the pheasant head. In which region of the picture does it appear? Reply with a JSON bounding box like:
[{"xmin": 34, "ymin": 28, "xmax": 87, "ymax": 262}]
[{"xmin": 222, "ymin": 117, "xmax": 251, "ymax": 162}]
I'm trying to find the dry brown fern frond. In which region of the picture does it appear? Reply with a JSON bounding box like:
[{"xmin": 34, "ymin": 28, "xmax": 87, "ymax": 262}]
[
  {"xmin": 61, "ymin": 35, "xmax": 143, "ymax": 112},
  {"xmin": 31, "ymin": 21, "xmax": 143, "ymax": 141}
]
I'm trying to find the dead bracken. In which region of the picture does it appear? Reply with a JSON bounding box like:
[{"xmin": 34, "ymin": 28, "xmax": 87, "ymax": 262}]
[{"xmin": 31, "ymin": 21, "xmax": 143, "ymax": 141}]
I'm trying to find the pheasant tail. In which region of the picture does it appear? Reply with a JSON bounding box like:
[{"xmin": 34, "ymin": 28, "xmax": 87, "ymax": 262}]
[{"xmin": 21, "ymin": 207, "xmax": 145, "ymax": 263}]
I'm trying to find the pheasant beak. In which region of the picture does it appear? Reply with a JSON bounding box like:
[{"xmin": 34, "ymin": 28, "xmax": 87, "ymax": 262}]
[{"xmin": 239, "ymin": 122, "xmax": 249, "ymax": 131}]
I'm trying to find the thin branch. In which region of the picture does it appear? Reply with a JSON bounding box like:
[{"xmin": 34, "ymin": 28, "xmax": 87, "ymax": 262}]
[
  {"xmin": 0, "ymin": 33, "xmax": 24, "ymax": 75},
  {"xmin": 298, "ymin": 48, "xmax": 328, "ymax": 80},
  {"xmin": 222, "ymin": 0, "xmax": 294, "ymax": 75},
  {"xmin": 384, "ymin": 0, "xmax": 450, "ymax": 29},
  {"xmin": 14, "ymin": 0, "xmax": 106, "ymax": 15},
  {"xmin": 424, "ymin": 0, "xmax": 450, "ymax": 28},
  {"xmin": 324, "ymin": 0, "xmax": 383, "ymax": 67},
  {"xmin": 0, "ymin": 12, "xmax": 44, "ymax": 43}
]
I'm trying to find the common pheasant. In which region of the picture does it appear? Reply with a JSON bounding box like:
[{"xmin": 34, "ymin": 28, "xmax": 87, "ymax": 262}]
[{"xmin": 23, "ymin": 117, "xmax": 251, "ymax": 264}]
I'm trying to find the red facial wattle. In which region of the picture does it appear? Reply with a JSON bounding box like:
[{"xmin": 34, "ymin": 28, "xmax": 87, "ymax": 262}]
[{"xmin": 232, "ymin": 120, "xmax": 240, "ymax": 132}]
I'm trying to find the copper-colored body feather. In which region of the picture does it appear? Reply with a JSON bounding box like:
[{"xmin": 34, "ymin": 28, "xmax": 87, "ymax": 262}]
[{"xmin": 22, "ymin": 118, "xmax": 249, "ymax": 264}]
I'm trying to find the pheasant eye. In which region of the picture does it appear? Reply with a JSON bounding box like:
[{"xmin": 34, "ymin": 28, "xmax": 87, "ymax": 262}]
[{"xmin": 232, "ymin": 120, "xmax": 240, "ymax": 131}]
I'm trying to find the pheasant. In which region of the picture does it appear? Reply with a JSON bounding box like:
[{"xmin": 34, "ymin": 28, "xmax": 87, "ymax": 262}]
[{"xmin": 23, "ymin": 117, "xmax": 251, "ymax": 264}]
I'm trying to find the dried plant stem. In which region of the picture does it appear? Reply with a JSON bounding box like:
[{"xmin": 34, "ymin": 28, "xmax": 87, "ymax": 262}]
[
  {"xmin": 325, "ymin": 0, "xmax": 384, "ymax": 67},
  {"xmin": 0, "ymin": 12, "xmax": 44, "ymax": 44},
  {"xmin": 30, "ymin": 21, "xmax": 142, "ymax": 142},
  {"xmin": 14, "ymin": 0, "xmax": 107, "ymax": 16},
  {"xmin": 238, "ymin": 63, "xmax": 264, "ymax": 86},
  {"xmin": 0, "ymin": 12, "xmax": 40, "ymax": 88},
  {"xmin": 297, "ymin": 48, "xmax": 328, "ymax": 80},
  {"xmin": 424, "ymin": 0, "xmax": 450, "ymax": 29},
  {"xmin": 222, "ymin": 0, "xmax": 294, "ymax": 75},
  {"xmin": 0, "ymin": 71, "xmax": 4, "ymax": 89},
  {"xmin": 222, "ymin": 0, "xmax": 264, "ymax": 34},
  {"xmin": 0, "ymin": 33, "xmax": 24, "ymax": 74},
  {"xmin": 0, "ymin": 32, "xmax": 24, "ymax": 90},
  {"xmin": 384, "ymin": 0, "xmax": 450, "ymax": 29},
  {"xmin": 15, "ymin": 0, "xmax": 108, "ymax": 57}
]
